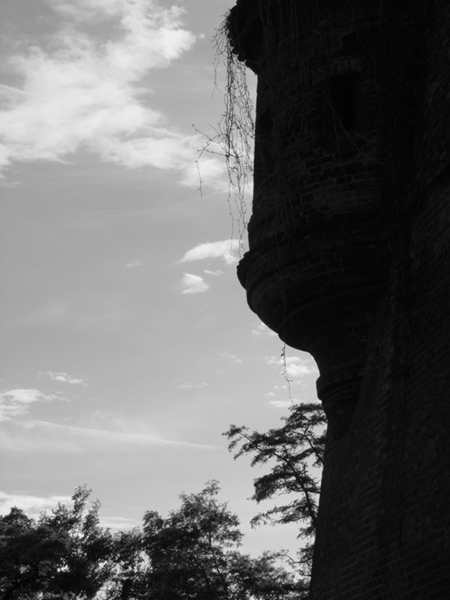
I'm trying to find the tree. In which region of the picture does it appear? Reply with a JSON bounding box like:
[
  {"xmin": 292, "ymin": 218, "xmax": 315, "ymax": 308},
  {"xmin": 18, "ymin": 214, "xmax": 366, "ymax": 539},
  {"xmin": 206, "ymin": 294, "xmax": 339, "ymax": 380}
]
[
  {"xmin": 0, "ymin": 483, "xmax": 306, "ymax": 600},
  {"xmin": 0, "ymin": 486, "xmax": 116, "ymax": 600},
  {"xmin": 0, "ymin": 506, "xmax": 52, "ymax": 600},
  {"xmin": 105, "ymin": 527, "xmax": 147, "ymax": 600},
  {"xmin": 38, "ymin": 485, "xmax": 115, "ymax": 599},
  {"xmin": 141, "ymin": 481, "xmax": 301, "ymax": 600},
  {"xmin": 224, "ymin": 402, "xmax": 326, "ymax": 578}
]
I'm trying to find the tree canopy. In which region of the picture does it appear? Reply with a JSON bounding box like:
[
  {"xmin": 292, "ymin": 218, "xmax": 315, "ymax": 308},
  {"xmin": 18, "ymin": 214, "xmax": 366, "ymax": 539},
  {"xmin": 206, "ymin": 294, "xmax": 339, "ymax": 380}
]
[
  {"xmin": 0, "ymin": 482, "xmax": 306, "ymax": 600},
  {"xmin": 0, "ymin": 486, "xmax": 115, "ymax": 600},
  {"xmin": 141, "ymin": 480, "xmax": 303, "ymax": 600}
]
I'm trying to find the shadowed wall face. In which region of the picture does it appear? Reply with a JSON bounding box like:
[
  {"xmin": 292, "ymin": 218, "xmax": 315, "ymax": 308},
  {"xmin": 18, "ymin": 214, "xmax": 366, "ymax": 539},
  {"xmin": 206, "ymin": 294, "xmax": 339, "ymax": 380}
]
[
  {"xmin": 228, "ymin": 0, "xmax": 450, "ymax": 597},
  {"xmin": 232, "ymin": 0, "xmax": 396, "ymax": 435}
]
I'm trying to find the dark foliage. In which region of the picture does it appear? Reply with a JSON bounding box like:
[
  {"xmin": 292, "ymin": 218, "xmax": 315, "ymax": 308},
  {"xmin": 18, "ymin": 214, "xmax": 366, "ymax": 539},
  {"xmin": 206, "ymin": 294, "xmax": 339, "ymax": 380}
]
[
  {"xmin": 0, "ymin": 486, "xmax": 115, "ymax": 600},
  {"xmin": 141, "ymin": 480, "xmax": 303, "ymax": 600},
  {"xmin": 224, "ymin": 402, "xmax": 326, "ymax": 577},
  {"xmin": 0, "ymin": 482, "xmax": 305, "ymax": 600}
]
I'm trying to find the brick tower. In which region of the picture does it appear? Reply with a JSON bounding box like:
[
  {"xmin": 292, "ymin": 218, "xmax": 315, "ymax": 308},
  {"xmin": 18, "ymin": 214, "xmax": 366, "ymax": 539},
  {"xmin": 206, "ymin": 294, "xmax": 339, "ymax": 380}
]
[{"xmin": 227, "ymin": 0, "xmax": 450, "ymax": 598}]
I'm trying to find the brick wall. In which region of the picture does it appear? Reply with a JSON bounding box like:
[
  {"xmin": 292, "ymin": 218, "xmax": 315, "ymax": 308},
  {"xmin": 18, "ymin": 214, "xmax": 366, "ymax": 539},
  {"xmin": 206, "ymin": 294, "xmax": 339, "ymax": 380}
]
[{"xmin": 229, "ymin": 0, "xmax": 450, "ymax": 597}]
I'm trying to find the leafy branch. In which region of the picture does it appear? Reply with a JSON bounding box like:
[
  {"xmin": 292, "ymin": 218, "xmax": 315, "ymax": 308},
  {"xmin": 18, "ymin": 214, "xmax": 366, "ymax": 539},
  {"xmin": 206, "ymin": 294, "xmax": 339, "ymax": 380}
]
[{"xmin": 224, "ymin": 402, "xmax": 326, "ymax": 577}]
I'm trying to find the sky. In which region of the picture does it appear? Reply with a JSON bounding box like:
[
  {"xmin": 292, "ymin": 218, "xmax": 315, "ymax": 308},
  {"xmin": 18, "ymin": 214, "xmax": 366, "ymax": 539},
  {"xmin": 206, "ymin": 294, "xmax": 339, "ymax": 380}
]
[{"xmin": 0, "ymin": 0, "xmax": 319, "ymax": 557}]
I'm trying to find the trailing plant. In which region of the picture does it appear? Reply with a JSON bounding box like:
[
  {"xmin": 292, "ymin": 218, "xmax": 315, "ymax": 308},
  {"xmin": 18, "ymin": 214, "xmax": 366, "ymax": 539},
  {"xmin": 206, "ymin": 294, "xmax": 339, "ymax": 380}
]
[{"xmin": 196, "ymin": 13, "xmax": 255, "ymax": 243}]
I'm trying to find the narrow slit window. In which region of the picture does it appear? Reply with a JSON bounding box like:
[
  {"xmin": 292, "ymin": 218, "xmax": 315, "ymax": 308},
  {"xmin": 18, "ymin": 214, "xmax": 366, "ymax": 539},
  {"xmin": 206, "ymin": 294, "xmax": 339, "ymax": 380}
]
[{"xmin": 328, "ymin": 74, "xmax": 358, "ymax": 131}]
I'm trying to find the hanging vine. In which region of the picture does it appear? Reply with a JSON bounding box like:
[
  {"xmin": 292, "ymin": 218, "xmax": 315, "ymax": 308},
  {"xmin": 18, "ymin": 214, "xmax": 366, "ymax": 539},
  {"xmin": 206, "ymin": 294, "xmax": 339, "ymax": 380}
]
[{"xmin": 196, "ymin": 13, "xmax": 255, "ymax": 245}]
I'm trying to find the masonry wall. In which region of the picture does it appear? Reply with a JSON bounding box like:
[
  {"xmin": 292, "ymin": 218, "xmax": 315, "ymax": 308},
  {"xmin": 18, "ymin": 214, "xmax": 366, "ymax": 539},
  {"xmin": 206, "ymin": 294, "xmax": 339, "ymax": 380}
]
[
  {"xmin": 313, "ymin": 191, "xmax": 450, "ymax": 600},
  {"xmin": 228, "ymin": 0, "xmax": 450, "ymax": 597}
]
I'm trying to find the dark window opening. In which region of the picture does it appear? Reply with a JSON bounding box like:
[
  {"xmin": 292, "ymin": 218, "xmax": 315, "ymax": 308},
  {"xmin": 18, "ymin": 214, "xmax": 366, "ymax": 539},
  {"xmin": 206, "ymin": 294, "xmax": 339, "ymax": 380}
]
[{"xmin": 328, "ymin": 74, "xmax": 358, "ymax": 131}]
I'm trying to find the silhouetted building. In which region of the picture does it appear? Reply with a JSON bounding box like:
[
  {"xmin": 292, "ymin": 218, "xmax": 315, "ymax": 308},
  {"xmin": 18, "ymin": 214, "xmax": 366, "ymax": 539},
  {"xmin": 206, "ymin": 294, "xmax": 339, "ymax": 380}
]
[{"xmin": 227, "ymin": 0, "xmax": 450, "ymax": 597}]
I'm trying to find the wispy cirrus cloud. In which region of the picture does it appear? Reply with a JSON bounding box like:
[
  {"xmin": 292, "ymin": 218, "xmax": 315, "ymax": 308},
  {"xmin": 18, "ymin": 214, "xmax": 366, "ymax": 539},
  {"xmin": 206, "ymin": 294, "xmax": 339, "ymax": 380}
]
[
  {"xmin": 38, "ymin": 420, "xmax": 214, "ymax": 449},
  {"xmin": 181, "ymin": 273, "xmax": 209, "ymax": 295},
  {"xmin": 3, "ymin": 420, "xmax": 215, "ymax": 453},
  {"xmin": 0, "ymin": 389, "xmax": 67, "ymax": 422},
  {"xmin": 0, "ymin": 0, "xmax": 224, "ymax": 184},
  {"xmin": 180, "ymin": 240, "xmax": 243, "ymax": 266}
]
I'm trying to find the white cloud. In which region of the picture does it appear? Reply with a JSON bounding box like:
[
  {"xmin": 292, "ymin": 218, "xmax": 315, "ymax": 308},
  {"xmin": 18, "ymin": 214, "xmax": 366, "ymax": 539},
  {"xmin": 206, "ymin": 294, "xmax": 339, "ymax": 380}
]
[
  {"xmin": 252, "ymin": 322, "xmax": 277, "ymax": 339},
  {"xmin": 181, "ymin": 273, "xmax": 209, "ymax": 295},
  {"xmin": 0, "ymin": 491, "xmax": 71, "ymax": 519},
  {"xmin": 0, "ymin": 389, "xmax": 65, "ymax": 422},
  {"xmin": 44, "ymin": 371, "xmax": 86, "ymax": 385},
  {"xmin": 0, "ymin": 0, "xmax": 204, "ymax": 182},
  {"xmin": 178, "ymin": 241, "xmax": 245, "ymax": 295},
  {"xmin": 182, "ymin": 154, "xmax": 228, "ymax": 191},
  {"xmin": 180, "ymin": 240, "xmax": 243, "ymax": 266},
  {"xmin": 267, "ymin": 355, "xmax": 318, "ymax": 380}
]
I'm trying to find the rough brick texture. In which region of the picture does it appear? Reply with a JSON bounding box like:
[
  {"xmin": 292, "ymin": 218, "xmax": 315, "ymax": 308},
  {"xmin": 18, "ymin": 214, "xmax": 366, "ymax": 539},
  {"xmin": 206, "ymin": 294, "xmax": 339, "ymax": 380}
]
[{"xmin": 228, "ymin": 0, "xmax": 450, "ymax": 597}]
